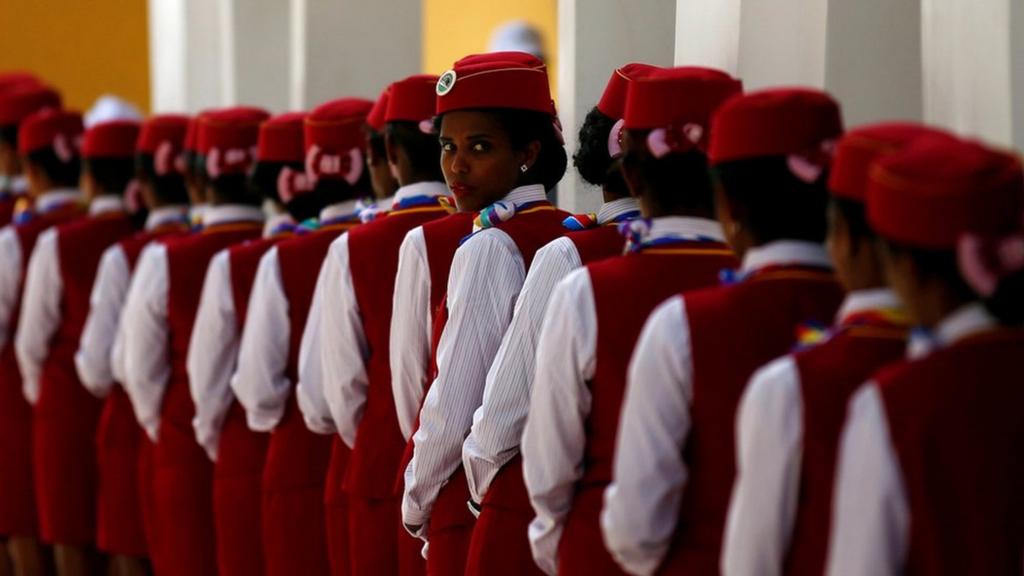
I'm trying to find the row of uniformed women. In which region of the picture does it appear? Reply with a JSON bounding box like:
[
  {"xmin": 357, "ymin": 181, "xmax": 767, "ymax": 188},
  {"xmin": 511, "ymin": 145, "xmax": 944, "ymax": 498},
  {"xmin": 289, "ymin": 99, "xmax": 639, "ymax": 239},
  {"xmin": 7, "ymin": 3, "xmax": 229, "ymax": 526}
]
[{"xmin": 1, "ymin": 48, "xmax": 1022, "ymax": 576}]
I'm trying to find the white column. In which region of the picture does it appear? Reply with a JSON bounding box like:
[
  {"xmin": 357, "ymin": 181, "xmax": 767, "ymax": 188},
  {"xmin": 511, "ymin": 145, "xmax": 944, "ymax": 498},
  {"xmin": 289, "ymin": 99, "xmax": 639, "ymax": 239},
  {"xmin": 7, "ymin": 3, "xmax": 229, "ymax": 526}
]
[
  {"xmin": 674, "ymin": 0, "xmax": 741, "ymax": 74},
  {"xmin": 146, "ymin": 0, "xmax": 226, "ymax": 112},
  {"xmin": 675, "ymin": 0, "xmax": 923, "ymax": 129},
  {"xmin": 922, "ymin": 0, "xmax": 1020, "ymax": 147},
  {"xmin": 290, "ymin": 0, "xmax": 422, "ymax": 109},
  {"xmin": 557, "ymin": 0, "xmax": 677, "ymax": 214},
  {"xmin": 219, "ymin": 0, "xmax": 292, "ymax": 112},
  {"xmin": 825, "ymin": 0, "xmax": 922, "ymax": 126}
]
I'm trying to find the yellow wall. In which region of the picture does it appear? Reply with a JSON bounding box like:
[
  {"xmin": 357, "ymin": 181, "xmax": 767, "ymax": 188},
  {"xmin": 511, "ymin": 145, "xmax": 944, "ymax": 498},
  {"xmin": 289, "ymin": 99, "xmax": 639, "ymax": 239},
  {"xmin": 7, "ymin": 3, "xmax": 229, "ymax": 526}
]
[
  {"xmin": 422, "ymin": 0, "xmax": 558, "ymax": 98},
  {"xmin": 0, "ymin": 0, "xmax": 150, "ymax": 113}
]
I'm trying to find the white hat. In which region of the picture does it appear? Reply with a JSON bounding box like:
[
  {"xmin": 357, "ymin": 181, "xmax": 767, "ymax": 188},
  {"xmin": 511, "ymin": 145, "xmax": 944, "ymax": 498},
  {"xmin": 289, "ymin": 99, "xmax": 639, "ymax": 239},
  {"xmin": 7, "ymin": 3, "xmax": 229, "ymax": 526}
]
[{"xmin": 84, "ymin": 94, "xmax": 143, "ymax": 128}]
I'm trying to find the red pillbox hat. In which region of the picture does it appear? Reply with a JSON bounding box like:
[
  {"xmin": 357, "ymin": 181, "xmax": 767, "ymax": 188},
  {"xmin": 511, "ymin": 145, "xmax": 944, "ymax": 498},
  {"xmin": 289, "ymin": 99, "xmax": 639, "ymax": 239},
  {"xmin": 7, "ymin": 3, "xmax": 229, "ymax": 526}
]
[
  {"xmin": 197, "ymin": 106, "xmax": 269, "ymax": 155},
  {"xmin": 829, "ymin": 123, "xmax": 952, "ymax": 203},
  {"xmin": 305, "ymin": 98, "xmax": 374, "ymax": 183},
  {"xmin": 18, "ymin": 108, "xmax": 83, "ymax": 156},
  {"xmin": 0, "ymin": 84, "xmax": 61, "ymax": 126},
  {"xmin": 137, "ymin": 114, "xmax": 190, "ymax": 154},
  {"xmin": 137, "ymin": 114, "xmax": 190, "ymax": 175},
  {"xmin": 867, "ymin": 136, "xmax": 1024, "ymax": 250},
  {"xmin": 597, "ymin": 63, "xmax": 662, "ymax": 119},
  {"xmin": 183, "ymin": 111, "xmax": 210, "ymax": 154},
  {"xmin": 708, "ymin": 88, "xmax": 843, "ymax": 165},
  {"xmin": 305, "ymin": 98, "xmax": 374, "ymax": 153},
  {"xmin": 435, "ymin": 51, "xmax": 554, "ymax": 116},
  {"xmin": 82, "ymin": 119, "xmax": 141, "ymax": 159},
  {"xmin": 0, "ymin": 72, "xmax": 42, "ymax": 93},
  {"xmin": 623, "ymin": 67, "xmax": 742, "ymax": 157},
  {"xmin": 387, "ymin": 74, "xmax": 440, "ymax": 123},
  {"xmin": 198, "ymin": 107, "xmax": 269, "ymax": 178},
  {"xmin": 366, "ymin": 88, "xmax": 391, "ymax": 132},
  {"xmin": 258, "ymin": 112, "xmax": 307, "ymax": 163}
]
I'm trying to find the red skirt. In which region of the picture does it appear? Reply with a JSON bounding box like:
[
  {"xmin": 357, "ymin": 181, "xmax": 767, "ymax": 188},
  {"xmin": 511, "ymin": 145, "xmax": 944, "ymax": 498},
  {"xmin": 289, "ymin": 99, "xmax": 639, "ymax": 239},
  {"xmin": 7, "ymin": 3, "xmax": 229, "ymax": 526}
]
[
  {"xmin": 95, "ymin": 387, "xmax": 147, "ymax": 556},
  {"xmin": 152, "ymin": 419, "xmax": 217, "ymax": 576},
  {"xmin": 425, "ymin": 468, "xmax": 475, "ymax": 576},
  {"xmin": 325, "ymin": 437, "xmax": 351, "ymax": 576},
  {"xmin": 0, "ymin": 346, "xmax": 38, "ymax": 537},
  {"xmin": 137, "ymin": 437, "xmax": 159, "ymax": 566},
  {"xmin": 464, "ymin": 457, "xmax": 544, "ymax": 576},
  {"xmin": 32, "ymin": 361, "xmax": 103, "ymax": 545},
  {"xmin": 262, "ymin": 399, "xmax": 332, "ymax": 576},
  {"xmin": 213, "ymin": 403, "xmax": 270, "ymax": 576},
  {"xmin": 558, "ymin": 488, "xmax": 629, "ymax": 576}
]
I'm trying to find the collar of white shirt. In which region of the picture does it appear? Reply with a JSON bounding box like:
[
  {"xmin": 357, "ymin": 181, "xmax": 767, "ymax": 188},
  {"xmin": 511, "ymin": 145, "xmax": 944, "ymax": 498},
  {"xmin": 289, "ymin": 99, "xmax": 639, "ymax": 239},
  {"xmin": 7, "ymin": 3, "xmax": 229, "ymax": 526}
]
[
  {"xmin": 263, "ymin": 212, "xmax": 295, "ymax": 238},
  {"xmin": 36, "ymin": 188, "xmax": 82, "ymax": 212},
  {"xmin": 643, "ymin": 215, "xmax": 726, "ymax": 243},
  {"xmin": 89, "ymin": 195, "xmax": 127, "ymax": 215},
  {"xmin": 320, "ymin": 198, "xmax": 362, "ymax": 222},
  {"xmin": 0, "ymin": 175, "xmax": 28, "ymax": 194},
  {"xmin": 145, "ymin": 205, "xmax": 189, "ymax": 230},
  {"xmin": 741, "ymin": 240, "xmax": 832, "ymax": 275},
  {"xmin": 595, "ymin": 197, "xmax": 640, "ymax": 225},
  {"xmin": 203, "ymin": 204, "xmax": 265, "ymax": 227},
  {"xmin": 500, "ymin": 184, "xmax": 548, "ymax": 207},
  {"xmin": 190, "ymin": 203, "xmax": 210, "ymax": 224},
  {"xmin": 835, "ymin": 288, "xmax": 902, "ymax": 324},
  {"xmin": 907, "ymin": 302, "xmax": 999, "ymax": 360},
  {"xmin": 391, "ymin": 181, "xmax": 450, "ymax": 208}
]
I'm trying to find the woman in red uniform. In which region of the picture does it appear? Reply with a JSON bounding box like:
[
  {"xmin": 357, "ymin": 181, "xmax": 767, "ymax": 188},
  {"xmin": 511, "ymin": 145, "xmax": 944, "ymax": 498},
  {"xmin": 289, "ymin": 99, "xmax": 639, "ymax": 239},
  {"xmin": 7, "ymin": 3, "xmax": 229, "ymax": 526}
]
[
  {"xmin": 828, "ymin": 135, "xmax": 1024, "ymax": 575},
  {"xmin": 77, "ymin": 114, "xmax": 192, "ymax": 576},
  {"xmin": 399, "ymin": 51, "xmax": 568, "ymax": 576},
  {"xmin": 522, "ymin": 66, "xmax": 742, "ymax": 576}
]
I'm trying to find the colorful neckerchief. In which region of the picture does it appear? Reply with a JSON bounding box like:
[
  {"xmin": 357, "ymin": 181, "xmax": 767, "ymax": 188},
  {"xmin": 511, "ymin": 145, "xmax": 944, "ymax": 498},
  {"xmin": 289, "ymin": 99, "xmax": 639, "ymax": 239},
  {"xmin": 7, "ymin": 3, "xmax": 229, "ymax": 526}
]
[
  {"xmin": 471, "ymin": 199, "xmax": 554, "ymax": 234},
  {"xmin": 13, "ymin": 195, "xmax": 82, "ymax": 226},
  {"xmin": 437, "ymin": 195, "xmax": 458, "ymax": 214},
  {"xmin": 563, "ymin": 208, "xmax": 640, "ymax": 231},
  {"xmin": 268, "ymin": 219, "xmax": 298, "ymax": 239},
  {"xmin": 459, "ymin": 199, "xmax": 556, "ymax": 245},
  {"xmin": 793, "ymin": 304, "xmax": 910, "ymax": 351},
  {"xmin": 618, "ymin": 218, "xmax": 722, "ymax": 254}
]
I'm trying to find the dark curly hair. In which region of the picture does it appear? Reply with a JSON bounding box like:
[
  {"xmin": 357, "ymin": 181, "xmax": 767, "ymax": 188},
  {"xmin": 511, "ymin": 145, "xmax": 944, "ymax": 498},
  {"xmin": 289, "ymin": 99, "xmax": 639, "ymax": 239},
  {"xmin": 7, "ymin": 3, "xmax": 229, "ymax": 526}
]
[{"xmin": 573, "ymin": 106, "xmax": 627, "ymax": 197}]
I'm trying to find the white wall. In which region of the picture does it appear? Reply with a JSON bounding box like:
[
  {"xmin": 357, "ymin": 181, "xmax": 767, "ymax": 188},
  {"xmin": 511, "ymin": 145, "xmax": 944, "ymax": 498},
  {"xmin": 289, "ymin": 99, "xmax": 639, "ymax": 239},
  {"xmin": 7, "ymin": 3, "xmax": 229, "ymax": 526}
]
[
  {"xmin": 674, "ymin": 0, "xmax": 924, "ymax": 130},
  {"xmin": 291, "ymin": 0, "xmax": 422, "ymax": 109},
  {"xmin": 557, "ymin": 0, "xmax": 677, "ymax": 214},
  {"xmin": 825, "ymin": 0, "xmax": 923, "ymax": 126},
  {"xmin": 220, "ymin": 0, "xmax": 293, "ymax": 112},
  {"xmin": 148, "ymin": 0, "xmax": 226, "ymax": 112},
  {"xmin": 922, "ymin": 0, "xmax": 1020, "ymax": 147}
]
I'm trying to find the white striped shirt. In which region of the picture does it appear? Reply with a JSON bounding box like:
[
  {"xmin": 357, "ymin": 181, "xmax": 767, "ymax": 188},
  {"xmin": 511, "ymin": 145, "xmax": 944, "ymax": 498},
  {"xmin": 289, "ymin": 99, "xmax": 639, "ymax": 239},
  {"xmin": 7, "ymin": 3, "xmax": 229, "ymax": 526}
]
[
  {"xmin": 402, "ymin": 184, "xmax": 548, "ymax": 531},
  {"xmin": 17, "ymin": 195, "xmax": 123, "ymax": 404},
  {"xmin": 462, "ymin": 197, "xmax": 640, "ymax": 506},
  {"xmin": 76, "ymin": 206, "xmax": 190, "ymax": 398}
]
